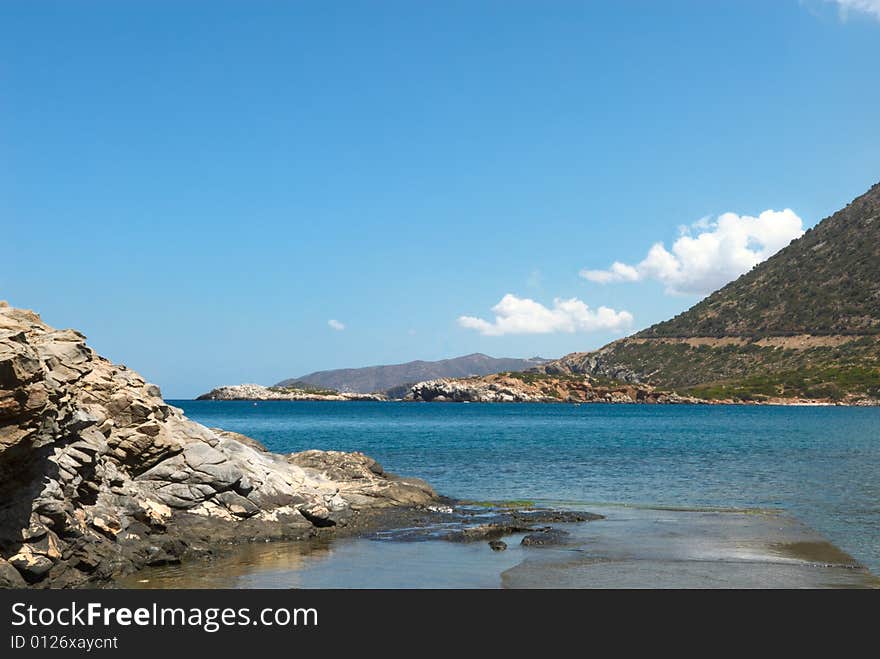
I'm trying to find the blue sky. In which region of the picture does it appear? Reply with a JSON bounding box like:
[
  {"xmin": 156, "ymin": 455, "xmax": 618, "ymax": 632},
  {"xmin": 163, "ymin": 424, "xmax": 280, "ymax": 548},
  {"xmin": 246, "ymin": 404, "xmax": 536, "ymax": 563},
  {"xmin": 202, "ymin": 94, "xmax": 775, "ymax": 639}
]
[{"xmin": 2, "ymin": 1, "xmax": 879, "ymax": 397}]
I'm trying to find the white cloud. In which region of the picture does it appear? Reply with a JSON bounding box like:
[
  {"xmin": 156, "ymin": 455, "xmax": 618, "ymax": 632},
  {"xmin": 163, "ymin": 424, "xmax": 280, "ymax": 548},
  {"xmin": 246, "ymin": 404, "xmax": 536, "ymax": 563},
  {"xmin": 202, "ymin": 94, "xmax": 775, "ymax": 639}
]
[
  {"xmin": 582, "ymin": 261, "xmax": 640, "ymax": 284},
  {"xmin": 328, "ymin": 319, "xmax": 345, "ymax": 331},
  {"xmin": 827, "ymin": 0, "xmax": 880, "ymax": 20},
  {"xmin": 581, "ymin": 209, "xmax": 804, "ymax": 296},
  {"xmin": 458, "ymin": 294, "xmax": 633, "ymax": 336}
]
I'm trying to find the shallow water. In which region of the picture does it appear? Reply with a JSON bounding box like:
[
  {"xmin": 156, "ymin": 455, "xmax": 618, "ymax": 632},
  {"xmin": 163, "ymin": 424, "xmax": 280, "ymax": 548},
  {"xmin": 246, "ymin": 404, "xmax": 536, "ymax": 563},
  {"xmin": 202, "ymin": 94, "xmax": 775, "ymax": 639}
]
[
  {"xmin": 118, "ymin": 506, "xmax": 877, "ymax": 589},
  {"xmin": 171, "ymin": 401, "xmax": 880, "ymax": 573}
]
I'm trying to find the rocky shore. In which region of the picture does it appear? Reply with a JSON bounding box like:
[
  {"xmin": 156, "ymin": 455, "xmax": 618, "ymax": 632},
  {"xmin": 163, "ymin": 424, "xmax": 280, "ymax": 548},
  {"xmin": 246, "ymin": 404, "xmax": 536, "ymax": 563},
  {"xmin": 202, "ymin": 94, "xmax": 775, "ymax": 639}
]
[
  {"xmin": 116, "ymin": 504, "xmax": 879, "ymax": 589},
  {"xmin": 403, "ymin": 373, "xmax": 879, "ymax": 406},
  {"xmin": 198, "ymin": 373, "xmax": 877, "ymax": 406},
  {"xmin": 0, "ymin": 303, "xmax": 434, "ymax": 588},
  {"xmin": 197, "ymin": 384, "xmax": 385, "ymax": 401},
  {"xmin": 200, "ymin": 376, "xmax": 876, "ymax": 405},
  {"xmin": 405, "ymin": 373, "xmax": 705, "ymax": 404}
]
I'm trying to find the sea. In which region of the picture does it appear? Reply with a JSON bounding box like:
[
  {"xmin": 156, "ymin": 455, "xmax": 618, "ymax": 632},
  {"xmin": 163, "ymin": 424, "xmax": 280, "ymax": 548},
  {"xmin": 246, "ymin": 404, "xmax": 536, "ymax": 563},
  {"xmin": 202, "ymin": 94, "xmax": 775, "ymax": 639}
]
[{"xmin": 170, "ymin": 400, "xmax": 880, "ymax": 575}]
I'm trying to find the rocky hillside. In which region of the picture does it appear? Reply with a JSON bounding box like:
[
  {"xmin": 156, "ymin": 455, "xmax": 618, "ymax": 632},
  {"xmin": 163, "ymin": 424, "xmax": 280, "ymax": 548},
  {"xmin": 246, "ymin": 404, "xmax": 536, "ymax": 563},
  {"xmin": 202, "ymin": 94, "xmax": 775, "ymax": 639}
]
[
  {"xmin": 541, "ymin": 182, "xmax": 880, "ymax": 403},
  {"xmin": 0, "ymin": 302, "xmax": 435, "ymax": 588},
  {"xmin": 279, "ymin": 353, "xmax": 550, "ymax": 394},
  {"xmin": 643, "ymin": 181, "xmax": 880, "ymax": 337}
]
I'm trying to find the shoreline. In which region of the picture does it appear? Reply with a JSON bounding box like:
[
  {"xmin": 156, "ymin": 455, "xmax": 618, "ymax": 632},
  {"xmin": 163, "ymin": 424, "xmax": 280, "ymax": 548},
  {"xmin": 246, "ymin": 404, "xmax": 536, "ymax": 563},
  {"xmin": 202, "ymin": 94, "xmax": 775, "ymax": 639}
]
[
  {"xmin": 108, "ymin": 501, "xmax": 597, "ymax": 588},
  {"xmin": 4, "ymin": 303, "xmax": 878, "ymax": 590},
  {"xmin": 114, "ymin": 501, "xmax": 879, "ymax": 590},
  {"xmin": 185, "ymin": 397, "xmax": 880, "ymax": 407}
]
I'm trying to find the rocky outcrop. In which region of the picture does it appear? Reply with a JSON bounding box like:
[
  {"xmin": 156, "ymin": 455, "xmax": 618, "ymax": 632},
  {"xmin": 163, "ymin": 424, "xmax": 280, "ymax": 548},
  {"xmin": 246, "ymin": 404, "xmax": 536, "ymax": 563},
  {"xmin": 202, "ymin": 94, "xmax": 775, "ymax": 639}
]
[
  {"xmin": 0, "ymin": 302, "xmax": 435, "ymax": 588},
  {"xmin": 197, "ymin": 384, "xmax": 385, "ymax": 401},
  {"xmin": 538, "ymin": 341, "xmax": 646, "ymax": 384},
  {"xmin": 405, "ymin": 373, "xmax": 703, "ymax": 404},
  {"xmin": 536, "ymin": 337, "xmax": 880, "ymax": 405},
  {"xmin": 407, "ymin": 378, "xmax": 559, "ymax": 403}
]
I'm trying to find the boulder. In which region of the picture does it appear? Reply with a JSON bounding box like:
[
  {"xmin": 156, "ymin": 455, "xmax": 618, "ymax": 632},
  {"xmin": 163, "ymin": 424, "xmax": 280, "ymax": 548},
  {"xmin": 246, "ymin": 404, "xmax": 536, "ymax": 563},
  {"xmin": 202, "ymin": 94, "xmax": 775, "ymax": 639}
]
[{"xmin": 0, "ymin": 557, "xmax": 26, "ymax": 588}]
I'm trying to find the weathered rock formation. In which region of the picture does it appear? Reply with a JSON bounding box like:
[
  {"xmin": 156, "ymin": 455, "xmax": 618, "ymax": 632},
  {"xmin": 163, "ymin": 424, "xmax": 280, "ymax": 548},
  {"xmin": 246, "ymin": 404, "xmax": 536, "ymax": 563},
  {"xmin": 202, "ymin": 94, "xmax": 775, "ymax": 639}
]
[
  {"xmin": 405, "ymin": 373, "xmax": 703, "ymax": 404},
  {"xmin": 407, "ymin": 378, "xmax": 559, "ymax": 403},
  {"xmin": 0, "ymin": 303, "xmax": 435, "ymax": 588},
  {"xmin": 540, "ymin": 342, "xmax": 645, "ymax": 384},
  {"xmin": 197, "ymin": 384, "xmax": 385, "ymax": 401}
]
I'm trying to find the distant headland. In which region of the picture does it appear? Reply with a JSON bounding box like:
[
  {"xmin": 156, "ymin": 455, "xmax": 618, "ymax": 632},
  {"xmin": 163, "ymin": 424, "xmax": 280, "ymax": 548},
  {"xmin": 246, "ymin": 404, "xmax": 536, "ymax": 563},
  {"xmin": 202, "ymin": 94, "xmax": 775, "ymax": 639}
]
[{"xmin": 199, "ymin": 182, "xmax": 880, "ymax": 407}]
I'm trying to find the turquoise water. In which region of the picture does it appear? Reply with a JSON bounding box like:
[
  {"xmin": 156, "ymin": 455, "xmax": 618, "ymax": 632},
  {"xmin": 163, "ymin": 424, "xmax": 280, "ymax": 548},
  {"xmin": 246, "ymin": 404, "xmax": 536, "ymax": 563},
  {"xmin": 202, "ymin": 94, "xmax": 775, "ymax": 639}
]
[{"xmin": 172, "ymin": 401, "xmax": 880, "ymax": 573}]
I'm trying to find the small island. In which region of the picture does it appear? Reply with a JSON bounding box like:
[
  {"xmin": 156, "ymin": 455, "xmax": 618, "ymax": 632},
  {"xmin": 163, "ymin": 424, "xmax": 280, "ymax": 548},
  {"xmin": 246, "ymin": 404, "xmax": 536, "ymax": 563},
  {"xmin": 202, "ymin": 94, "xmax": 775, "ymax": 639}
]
[{"xmin": 197, "ymin": 383, "xmax": 386, "ymax": 402}]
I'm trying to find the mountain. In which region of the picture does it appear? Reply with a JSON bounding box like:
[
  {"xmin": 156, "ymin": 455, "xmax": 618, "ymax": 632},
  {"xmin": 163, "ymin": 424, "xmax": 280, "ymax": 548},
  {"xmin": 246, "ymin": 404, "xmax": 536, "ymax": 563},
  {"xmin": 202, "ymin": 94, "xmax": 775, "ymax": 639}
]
[
  {"xmin": 541, "ymin": 181, "xmax": 880, "ymax": 403},
  {"xmin": 641, "ymin": 182, "xmax": 880, "ymax": 338},
  {"xmin": 278, "ymin": 354, "xmax": 551, "ymax": 395}
]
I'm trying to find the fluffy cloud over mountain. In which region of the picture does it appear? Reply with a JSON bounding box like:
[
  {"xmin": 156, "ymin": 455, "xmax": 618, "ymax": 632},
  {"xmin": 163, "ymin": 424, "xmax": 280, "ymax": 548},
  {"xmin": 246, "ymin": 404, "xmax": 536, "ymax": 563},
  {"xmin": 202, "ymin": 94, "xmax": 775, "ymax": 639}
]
[{"xmin": 581, "ymin": 209, "xmax": 804, "ymax": 296}]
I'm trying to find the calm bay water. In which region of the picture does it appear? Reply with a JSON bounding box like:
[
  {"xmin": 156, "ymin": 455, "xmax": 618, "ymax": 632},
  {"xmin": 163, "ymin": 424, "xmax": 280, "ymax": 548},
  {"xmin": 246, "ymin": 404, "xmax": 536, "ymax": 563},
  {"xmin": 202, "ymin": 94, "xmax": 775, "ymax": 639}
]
[{"xmin": 172, "ymin": 401, "xmax": 880, "ymax": 573}]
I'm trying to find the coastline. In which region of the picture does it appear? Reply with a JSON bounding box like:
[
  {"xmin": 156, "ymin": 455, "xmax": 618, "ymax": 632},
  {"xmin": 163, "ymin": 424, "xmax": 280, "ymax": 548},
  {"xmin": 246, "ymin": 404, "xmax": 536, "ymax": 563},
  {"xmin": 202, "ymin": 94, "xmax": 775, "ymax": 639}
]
[
  {"xmin": 4, "ymin": 302, "xmax": 878, "ymax": 589},
  {"xmin": 197, "ymin": 376, "xmax": 879, "ymax": 406},
  {"xmin": 190, "ymin": 396, "xmax": 880, "ymax": 407},
  {"xmin": 169, "ymin": 400, "xmax": 880, "ymax": 576}
]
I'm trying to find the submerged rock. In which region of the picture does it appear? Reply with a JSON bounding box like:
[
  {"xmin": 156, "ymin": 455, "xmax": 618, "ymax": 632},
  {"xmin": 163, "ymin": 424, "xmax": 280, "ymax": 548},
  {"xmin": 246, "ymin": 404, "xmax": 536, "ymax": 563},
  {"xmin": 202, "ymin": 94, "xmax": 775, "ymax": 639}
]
[
  {"xmin": 488, "ymin": 540, "xmax": 507, "ymax": 551},
  {"xmin": 520, "ymin": 527, "xmax": 571, "ymax": 547},
  {"xmin": 367, "ymin": 507, "xmax": 603, "ymax": 544},
  {"xmin": 0, "ymin": 302, "xmax": 436, "ymax": 588}
]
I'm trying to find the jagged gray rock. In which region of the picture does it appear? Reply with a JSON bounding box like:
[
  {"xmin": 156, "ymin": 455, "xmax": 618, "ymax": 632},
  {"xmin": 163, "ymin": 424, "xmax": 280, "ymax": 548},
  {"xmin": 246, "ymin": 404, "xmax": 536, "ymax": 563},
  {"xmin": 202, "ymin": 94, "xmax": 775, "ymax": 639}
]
[
  {"xmin": 0, "ymin": 302, "xmax": 436, "ymax": 588},
  {"xmin": 537, "ymin": 342, "xmax": 646, "ymax": 383}
]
